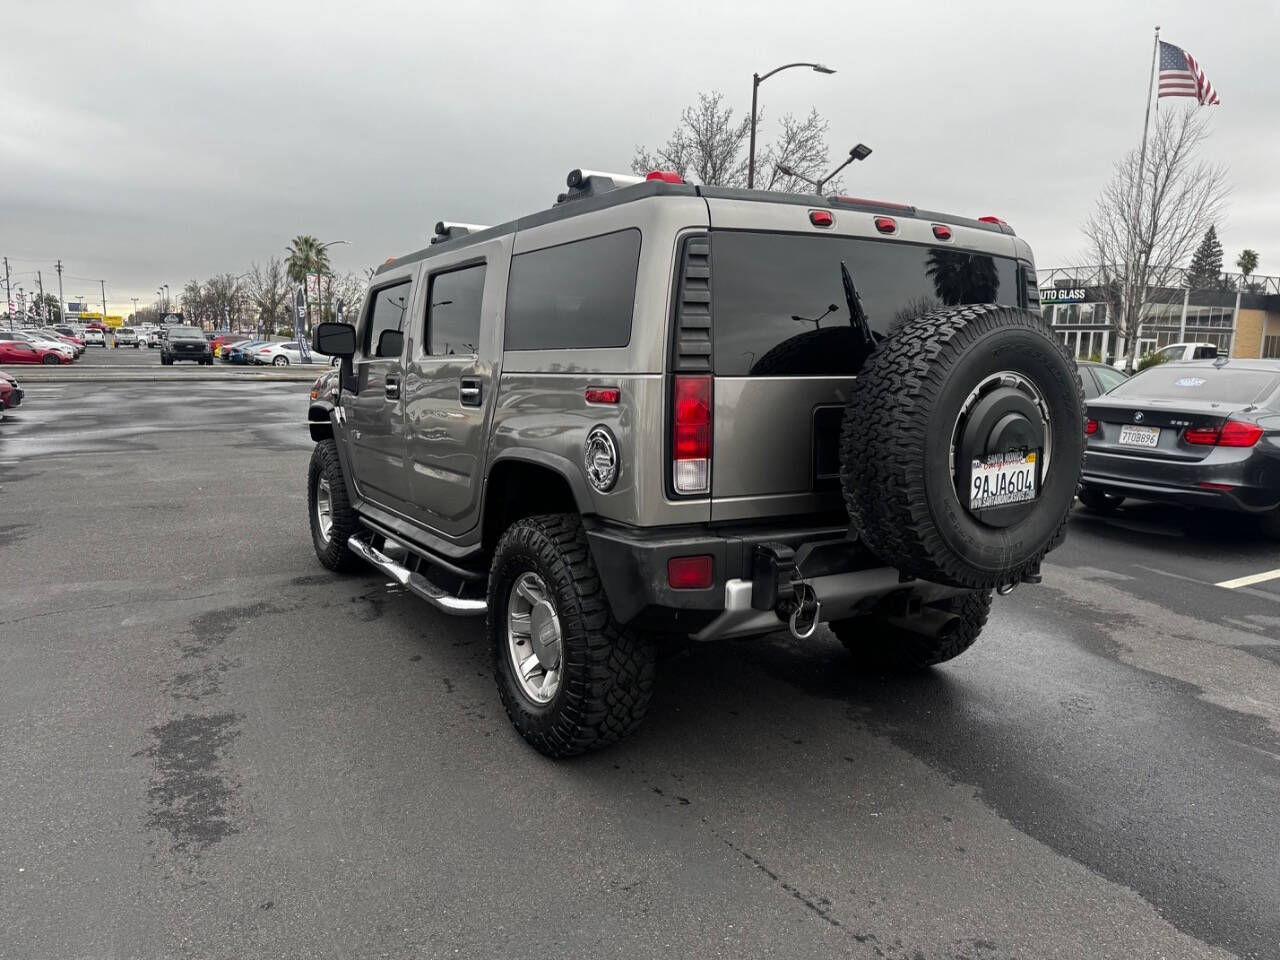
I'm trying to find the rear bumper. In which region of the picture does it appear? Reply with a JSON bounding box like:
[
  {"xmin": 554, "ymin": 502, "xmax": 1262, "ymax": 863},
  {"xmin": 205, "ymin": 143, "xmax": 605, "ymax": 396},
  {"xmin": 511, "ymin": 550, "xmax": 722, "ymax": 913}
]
[
  {"xmin": 584, "ymin": 518, "xmax": 966, "ymax": 638},
  {"xmin": 1083, "ymin": 449, "xmax": 1280, "ymax": 513}
]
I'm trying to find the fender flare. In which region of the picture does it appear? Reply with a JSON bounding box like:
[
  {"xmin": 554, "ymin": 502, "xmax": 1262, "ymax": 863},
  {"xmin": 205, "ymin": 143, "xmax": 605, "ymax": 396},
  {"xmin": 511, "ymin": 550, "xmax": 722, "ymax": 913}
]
[
  {"xmin": 483, "ymin": 448, "xmax": 594, "ymax": 517},
  {"xmin": 308, "ymin": 401, "xmax": 334, "ymax": 442}
]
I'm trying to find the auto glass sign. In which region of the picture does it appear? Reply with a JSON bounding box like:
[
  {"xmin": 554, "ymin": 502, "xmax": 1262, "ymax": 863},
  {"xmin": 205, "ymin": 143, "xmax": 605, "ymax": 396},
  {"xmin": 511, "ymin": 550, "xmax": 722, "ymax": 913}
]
[{"xmin": 1040, "ymin": 288, "xmax": 1087, "ymax": 303}]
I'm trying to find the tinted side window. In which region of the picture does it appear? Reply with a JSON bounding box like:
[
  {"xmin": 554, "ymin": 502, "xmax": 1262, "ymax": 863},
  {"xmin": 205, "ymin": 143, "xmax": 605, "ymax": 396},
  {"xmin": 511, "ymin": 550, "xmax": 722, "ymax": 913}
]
[
  {"xmin": 364, "ymin": 281, "xmax": 412, "ymax": 358},
  {"xmin": 427, "ymin": 264, "xmax": 485, "ymax": 356},
  {"xmin": 1080, "ymin": 367, "xmax": 1100, "ymax": 399},
  {"xmin": 504, "ymin": 229, "xmax": 640, "ymax": 350},
  {"xmin": 710, "ymin": 231, "xmax": 1020, "ymax": 376},
  {"xmin": 1093, "ymin": 366, "xmax": 1128, "ymax": 393}
]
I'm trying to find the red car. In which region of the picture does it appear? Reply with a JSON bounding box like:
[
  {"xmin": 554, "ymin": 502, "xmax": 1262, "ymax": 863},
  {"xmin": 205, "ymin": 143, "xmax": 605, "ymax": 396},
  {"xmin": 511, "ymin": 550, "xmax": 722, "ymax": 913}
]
[
  {"xmin": 0, "ymin": 371, "xmax": 21, "ymax": 418},
  {"xmin": 0, "ymin": 339, "xmax": 68, "ymax": 364}
]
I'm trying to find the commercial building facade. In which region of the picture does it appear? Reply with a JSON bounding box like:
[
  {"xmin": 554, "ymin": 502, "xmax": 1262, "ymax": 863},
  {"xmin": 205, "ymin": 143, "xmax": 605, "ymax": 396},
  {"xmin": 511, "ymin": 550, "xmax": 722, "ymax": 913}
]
[{"xmin": 1037, "ymin": 266, "xmax": 1280, "ymax": 362}]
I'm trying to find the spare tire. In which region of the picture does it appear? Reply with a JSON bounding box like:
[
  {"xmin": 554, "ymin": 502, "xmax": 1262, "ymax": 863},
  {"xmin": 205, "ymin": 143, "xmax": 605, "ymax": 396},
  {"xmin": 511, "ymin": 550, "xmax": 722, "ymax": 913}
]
[{"xmin": 839, "ymin": 304, "xmax": 1083, "ymax": 589}]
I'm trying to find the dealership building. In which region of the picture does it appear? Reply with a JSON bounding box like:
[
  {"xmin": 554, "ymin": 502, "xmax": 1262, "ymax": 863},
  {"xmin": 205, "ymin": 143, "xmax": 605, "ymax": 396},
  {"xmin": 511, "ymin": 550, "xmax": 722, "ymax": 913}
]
[{"xmin": 1038, "ymin": 266, "xmax": 1280, "ymax": 362}]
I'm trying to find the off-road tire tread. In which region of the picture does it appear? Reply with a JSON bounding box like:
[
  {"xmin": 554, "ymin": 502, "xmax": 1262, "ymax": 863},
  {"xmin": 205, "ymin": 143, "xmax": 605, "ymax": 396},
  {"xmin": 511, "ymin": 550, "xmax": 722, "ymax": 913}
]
[
  {"xmin": 832, "ymin": 590, "xmax": 992, "ymax": 670},
  {"xmin": 308, "ymin": 439, "xmax": 361, "ymax": 572},
  {"xmin": 488, "ymin": 514, "xmax": 656, "ymax": 758},
  {"xmin": 839, "ymin": 304, "xmax": 1083, "ymax": 588}
]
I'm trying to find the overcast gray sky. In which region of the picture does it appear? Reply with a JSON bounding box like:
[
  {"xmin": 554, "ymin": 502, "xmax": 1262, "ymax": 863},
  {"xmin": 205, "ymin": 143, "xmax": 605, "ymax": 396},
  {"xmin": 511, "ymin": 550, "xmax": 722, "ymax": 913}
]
[{"xmin": 3, "ymin": 0, "xmax": 1276, "ymax": 314}]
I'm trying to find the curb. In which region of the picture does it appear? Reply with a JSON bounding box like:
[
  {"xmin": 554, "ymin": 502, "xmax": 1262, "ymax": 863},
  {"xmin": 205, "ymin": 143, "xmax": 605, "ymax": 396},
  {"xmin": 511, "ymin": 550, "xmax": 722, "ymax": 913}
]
[{"xmin": 4, "ymin": 369, "xmax": 322, "ymax": 383}]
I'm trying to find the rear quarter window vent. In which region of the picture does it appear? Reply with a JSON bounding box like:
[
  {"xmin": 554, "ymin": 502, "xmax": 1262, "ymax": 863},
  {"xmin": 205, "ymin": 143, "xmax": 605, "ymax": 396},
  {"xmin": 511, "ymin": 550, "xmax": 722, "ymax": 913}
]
[{"xmin": 672, "ymin": 234, "xmax": 713, "ymax": 373}]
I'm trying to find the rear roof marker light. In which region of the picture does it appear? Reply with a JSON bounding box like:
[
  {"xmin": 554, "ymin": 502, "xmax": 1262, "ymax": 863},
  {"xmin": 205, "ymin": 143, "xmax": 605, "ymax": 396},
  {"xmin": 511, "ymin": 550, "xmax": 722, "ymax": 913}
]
[
  {"xmin": 979, "ymin": 216, "xmax": 1010, "ymax": 227},
  {"xmin": 932, "ymin": 224, "xmax": 952, "ymax": 241},
  {"xmin": 645, "ymin": 170, "xmax": 684, "ymax": 183},
  {"xmin": 874, "ymin": 216, "xmax": 896, "ymax": 235},
  {"xmin": 809, "ymin": 210, "xmax": 834, "ymax": 228}
]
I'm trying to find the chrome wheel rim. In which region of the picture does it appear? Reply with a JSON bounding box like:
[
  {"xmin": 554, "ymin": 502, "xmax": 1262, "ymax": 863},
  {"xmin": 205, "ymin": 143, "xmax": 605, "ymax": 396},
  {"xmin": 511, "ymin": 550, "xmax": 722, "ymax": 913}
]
[
  {"xmin": 506, "ymin": 572, "xmax": 562, "ymax": 704},
  {"xmin": 315, "ymin": 477, "xmax": 333, "ymax": 543}
]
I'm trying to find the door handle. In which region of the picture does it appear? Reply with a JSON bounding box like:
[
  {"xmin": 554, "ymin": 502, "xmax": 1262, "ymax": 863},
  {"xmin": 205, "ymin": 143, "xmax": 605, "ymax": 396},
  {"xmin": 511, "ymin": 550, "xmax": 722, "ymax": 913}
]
[
  {"xmin": 459, "ymin": 377, "xmax": 482, "ymax": 407},
  {"xmin": 385, "ymin": 376, "xmax": 401, "ymax": 400}
]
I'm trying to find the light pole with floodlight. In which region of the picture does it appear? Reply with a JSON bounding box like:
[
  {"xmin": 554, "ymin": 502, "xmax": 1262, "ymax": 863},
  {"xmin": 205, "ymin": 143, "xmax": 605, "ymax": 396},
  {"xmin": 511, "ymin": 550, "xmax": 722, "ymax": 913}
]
[{"xmin": 748, "ymin": 61, "xmax": 835, "ymax": 189}]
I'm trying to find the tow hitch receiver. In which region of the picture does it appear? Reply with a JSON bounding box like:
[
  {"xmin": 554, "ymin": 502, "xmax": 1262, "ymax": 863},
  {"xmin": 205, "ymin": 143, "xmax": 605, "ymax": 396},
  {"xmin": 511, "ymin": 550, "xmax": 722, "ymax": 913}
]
[{"xmin": 750, "ymin": 543, "xmax": 822, "ymax": 639}]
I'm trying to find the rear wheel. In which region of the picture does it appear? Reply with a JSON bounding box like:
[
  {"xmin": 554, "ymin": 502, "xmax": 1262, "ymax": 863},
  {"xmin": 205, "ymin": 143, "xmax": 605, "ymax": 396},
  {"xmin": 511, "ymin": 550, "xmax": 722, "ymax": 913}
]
[
  {"xmin": 840, "ymin": 304, "xmax": 1083, "ymax": 589},
  {"xmin": 1078, "ymin": 484, "xmax": 1124, "ymax": 514},
  {"xmin": 830, "ymin": 590, "xmax": 992, "ymax": 671},
  {"xmin": 488, "ymin": 514, "xmax": 656, "ymax": 757},
  {"xmin": 273, "ymin": 356, "xmax": 289, "ymax": 366},
  {"xmin": 42, "ymin": 354, "xmax": 59, "ymax": 365},
  {"xmin": 308, "ymin": 440, "xmax": 361, "ymax": 571}
]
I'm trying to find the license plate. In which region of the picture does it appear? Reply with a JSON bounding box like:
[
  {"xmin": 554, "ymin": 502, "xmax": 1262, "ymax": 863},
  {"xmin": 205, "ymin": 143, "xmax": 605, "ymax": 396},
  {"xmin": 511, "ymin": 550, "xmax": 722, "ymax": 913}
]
[
  {"xmin": 1119, "ymin": 424, "xmax": 1160, "ymax": 447},
  {"xmin": 970, "ymin": 451, "xmax": 1038, "ymax": 510}
]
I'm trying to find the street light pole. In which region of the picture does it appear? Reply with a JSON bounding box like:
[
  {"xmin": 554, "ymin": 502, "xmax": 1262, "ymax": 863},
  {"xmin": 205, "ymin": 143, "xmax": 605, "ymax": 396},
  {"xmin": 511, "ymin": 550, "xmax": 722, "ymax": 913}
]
[
  {"xmin": 747, "ymin": 61, "xmax": 835, "ymax": 190},
  {"xmin": 131, "ymin": 297, "xmax": 140, "ymax": 323},
  {"xmin": 313, "ymin": 239, "xmax": 349, "ymax": 332}
]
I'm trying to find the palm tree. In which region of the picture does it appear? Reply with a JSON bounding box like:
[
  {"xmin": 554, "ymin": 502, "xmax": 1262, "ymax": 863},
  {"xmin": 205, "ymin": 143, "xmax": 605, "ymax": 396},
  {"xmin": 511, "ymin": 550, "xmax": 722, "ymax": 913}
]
[
  {"xmin": 926, "ymin": 249, "xmax": 999, "ymax": 305},
  {"xmin": 1236, "ymin": 249, "xmax": 1259, "ymax": 292},
  {"xmin": 285, "ymin": 235, "xmax": 336, "ymax": 333}
]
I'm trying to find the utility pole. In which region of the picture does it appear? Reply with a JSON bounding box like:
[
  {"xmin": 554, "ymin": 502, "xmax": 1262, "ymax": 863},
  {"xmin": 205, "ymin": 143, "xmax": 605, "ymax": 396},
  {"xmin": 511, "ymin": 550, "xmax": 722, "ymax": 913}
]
[
  {"xmin": 100, "ymin": 280, "xmax": 108, "ymax": 328},
  {"xmin": 37, "ymin": 270, "xmax": 45, "ymax": 322},
  {"xmin": 131, "ymin": 297, "xmax": 140, "ymax": 324},
  {"xmin": 55, "ymin": 260, "xmax": 64, "ymax": 323},
  {"xmin": 4, "ymin": 256, "xmax": 13, "ymax": 329}
]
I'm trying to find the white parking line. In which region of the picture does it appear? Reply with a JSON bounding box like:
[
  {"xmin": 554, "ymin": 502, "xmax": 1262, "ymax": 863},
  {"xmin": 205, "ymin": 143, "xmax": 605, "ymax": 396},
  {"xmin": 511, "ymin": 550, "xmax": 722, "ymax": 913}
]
[{"xmin": 1216, "ymin": 569, "xmax": 1280, "ymax": 590}]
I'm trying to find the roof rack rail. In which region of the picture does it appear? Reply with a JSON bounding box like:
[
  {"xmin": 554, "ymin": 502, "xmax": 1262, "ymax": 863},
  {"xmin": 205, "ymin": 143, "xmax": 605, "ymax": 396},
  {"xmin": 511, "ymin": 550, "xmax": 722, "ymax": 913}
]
[
  {"xmin": 431, "ymin": 221, "xmax": 490, "ymax": 244},
  {"xmin": 557, "ymin": 169, "xmax": 647, "ymax": 205}
]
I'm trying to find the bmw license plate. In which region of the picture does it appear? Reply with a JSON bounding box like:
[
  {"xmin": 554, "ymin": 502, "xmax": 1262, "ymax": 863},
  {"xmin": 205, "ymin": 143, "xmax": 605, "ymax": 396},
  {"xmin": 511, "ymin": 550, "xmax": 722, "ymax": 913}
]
[
  {"xmin": 1119, "ymin": 424, "xmax": 1160, "ymax": 447},
  {"xmin": 970, "ymin": 451, "xmax": 1038, "ymax": 510}
]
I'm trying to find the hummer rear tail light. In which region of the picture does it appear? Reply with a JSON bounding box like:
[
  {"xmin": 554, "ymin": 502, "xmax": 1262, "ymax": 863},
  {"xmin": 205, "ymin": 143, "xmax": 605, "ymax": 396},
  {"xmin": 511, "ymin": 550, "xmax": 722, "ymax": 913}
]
[{"xmin": 672, "ymin": 374, "xmax": 711, "ymax": 495}]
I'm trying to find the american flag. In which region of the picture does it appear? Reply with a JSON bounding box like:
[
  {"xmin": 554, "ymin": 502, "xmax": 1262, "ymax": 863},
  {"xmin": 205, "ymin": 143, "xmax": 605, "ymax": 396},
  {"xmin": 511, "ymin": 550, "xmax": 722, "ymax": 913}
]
[{"xmin": 1158, "ymin": 40, "xmax": 1220, "ymax": 105}]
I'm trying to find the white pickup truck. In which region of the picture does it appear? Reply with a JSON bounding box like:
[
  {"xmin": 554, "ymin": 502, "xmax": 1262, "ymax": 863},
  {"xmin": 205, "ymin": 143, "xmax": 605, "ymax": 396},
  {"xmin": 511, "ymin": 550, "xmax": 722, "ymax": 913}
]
[{"xmin": 1115, "ymin": 341, "xmax": 1218, "ymax": 370}]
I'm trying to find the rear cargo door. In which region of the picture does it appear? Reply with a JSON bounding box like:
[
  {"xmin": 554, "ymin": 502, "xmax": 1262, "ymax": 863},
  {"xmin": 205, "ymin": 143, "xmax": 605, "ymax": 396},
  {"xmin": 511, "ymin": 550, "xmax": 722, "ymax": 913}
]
[{"xmin": 702, "ymin": 198, "xmax": 1023, "ymax": 523}]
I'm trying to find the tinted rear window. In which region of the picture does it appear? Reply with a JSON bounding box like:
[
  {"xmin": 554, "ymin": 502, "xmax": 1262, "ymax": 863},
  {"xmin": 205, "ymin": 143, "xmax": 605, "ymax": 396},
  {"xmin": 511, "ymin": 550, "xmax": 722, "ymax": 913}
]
[
  {"xmin": 1110, "ymin": 367, "xmax": 1280, "ymax": 405},
  {"xmin": 504, "ymin": 229, "xmax": 640, "ymax": 350},
  {"xmin": 710, "ymin": 231, "xmax": 1019, "ymax": 376}
]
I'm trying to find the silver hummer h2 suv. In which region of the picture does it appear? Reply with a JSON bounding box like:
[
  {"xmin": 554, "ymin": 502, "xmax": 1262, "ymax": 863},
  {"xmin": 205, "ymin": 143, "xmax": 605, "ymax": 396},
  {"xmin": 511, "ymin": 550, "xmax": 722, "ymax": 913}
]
[{"xmin": 305, "ymin": 169, "xmax": 1084, "ymax": 757}]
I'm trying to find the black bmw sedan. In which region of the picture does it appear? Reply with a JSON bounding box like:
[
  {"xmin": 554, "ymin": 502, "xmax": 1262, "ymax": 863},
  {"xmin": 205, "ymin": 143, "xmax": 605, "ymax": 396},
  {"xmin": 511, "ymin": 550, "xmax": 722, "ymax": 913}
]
[{"xmin": 1079, "ymin": 359, "xmax": 1280, "ymax": 536}]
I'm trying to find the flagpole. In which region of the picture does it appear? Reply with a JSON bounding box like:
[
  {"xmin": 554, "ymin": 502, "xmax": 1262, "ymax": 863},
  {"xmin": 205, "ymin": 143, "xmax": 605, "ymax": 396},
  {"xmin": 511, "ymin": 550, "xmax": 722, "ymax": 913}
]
[
  {"xmin": 1122, "ymin": 25, "xmax": 1160, "ymax": 367},
  {"xmin": 1135, "ymin": 25, "xmax": 1160, "ymax": 201}
]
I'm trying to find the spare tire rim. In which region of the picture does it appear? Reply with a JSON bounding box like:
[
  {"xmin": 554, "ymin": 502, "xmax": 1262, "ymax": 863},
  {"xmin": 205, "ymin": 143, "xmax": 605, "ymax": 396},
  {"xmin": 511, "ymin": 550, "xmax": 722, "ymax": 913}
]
[
  {"xmin": 506, "ymin": 572, "xmax": 562, "ymax": 704},
  {"xmin": 949, "ymin": 370, "xmax": 1052, "ymax": 525}
]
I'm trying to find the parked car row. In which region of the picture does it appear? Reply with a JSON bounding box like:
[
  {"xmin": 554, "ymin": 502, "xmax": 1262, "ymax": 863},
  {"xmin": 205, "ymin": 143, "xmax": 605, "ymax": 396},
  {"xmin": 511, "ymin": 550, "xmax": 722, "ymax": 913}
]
[
  {"xmin": 218, "ymin": 339, "xmax": 331, "ymax": 366},
  {"xmin": 0, "ymin": 328, "xmax": 85, "ymax": 364},
  {"xmin": 1075, "ymin": 357, "xmax": 1280, "ymax": 538}
]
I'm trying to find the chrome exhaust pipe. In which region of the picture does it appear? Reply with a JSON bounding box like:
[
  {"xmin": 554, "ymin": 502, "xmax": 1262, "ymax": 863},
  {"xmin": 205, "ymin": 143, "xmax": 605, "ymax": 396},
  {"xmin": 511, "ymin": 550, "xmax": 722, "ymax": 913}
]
[{"xmin": 347, "ymin": 535, "xmax": 487, "ymax": 617}]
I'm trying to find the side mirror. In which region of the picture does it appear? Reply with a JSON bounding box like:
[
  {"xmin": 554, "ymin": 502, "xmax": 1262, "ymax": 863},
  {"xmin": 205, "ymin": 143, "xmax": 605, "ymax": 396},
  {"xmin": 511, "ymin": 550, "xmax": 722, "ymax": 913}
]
[{"xmin": 314, "ymin": 321, "xmax": 356, "ymax": 357}]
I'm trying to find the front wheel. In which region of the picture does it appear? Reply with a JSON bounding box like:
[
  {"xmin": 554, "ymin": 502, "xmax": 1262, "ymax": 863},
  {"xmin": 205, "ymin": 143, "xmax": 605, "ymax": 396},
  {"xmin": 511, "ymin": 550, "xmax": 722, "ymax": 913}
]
[
  {"xmin": 273, "ymin": 356, "xmax": 289, "ymax": 367},
  {"xmin": 831, "ymin": 590, "xmax": 993, "ymax": 671},
  {"xmin": 488, "ymin": 514, "xmax": 656, "ymax": 757},
  {"xmin": 308, "ymin": 440, "xmax": 361, "ymax": 571}
]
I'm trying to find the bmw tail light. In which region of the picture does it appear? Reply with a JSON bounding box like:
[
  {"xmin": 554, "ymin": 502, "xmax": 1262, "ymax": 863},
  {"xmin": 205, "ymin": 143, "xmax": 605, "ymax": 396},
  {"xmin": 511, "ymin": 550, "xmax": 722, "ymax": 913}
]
[
  {"xmin": 672, "ymin": 374, "xmax": 711, "ymax": 495},
  {"xmin": 1218, "ymin": 420, "xmax": 1264, "ymax": 447}
]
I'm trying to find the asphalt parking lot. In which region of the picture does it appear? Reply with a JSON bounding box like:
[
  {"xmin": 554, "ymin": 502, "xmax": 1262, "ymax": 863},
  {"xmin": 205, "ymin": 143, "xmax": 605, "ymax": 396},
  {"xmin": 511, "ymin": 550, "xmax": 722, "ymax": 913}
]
[{"xmin": 2, "ymin": 381, "xmax": 1278, "ymax": 960}]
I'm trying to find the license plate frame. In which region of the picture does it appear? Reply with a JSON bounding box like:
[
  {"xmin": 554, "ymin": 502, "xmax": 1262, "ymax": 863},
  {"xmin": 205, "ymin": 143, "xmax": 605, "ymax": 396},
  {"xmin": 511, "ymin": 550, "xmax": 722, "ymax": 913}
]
[
  {"xmin": 1118, "ymin": 424, "xmax": 1161, "ymax": 448},
  {"xmin": 969, "ymin": 450, "xmax": 1039, "ymax": 511}
]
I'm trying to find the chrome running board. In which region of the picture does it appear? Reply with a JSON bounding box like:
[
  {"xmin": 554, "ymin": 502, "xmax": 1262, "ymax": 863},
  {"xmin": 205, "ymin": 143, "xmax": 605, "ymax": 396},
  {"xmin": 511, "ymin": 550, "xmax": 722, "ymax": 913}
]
[{"xmin": 348, "ymin": 534, "xmax": 487, "ymax": 617}]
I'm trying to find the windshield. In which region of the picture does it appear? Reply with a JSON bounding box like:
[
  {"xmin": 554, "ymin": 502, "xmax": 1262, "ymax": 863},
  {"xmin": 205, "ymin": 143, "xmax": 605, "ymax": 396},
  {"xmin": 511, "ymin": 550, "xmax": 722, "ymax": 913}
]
[
  {"xmin": 1109, "ymin": 366, "xmax": 1280, "ymax": 405},
  {"xmin": 168, "ymin": 327, "xmax": 204, "ymax": 340}
]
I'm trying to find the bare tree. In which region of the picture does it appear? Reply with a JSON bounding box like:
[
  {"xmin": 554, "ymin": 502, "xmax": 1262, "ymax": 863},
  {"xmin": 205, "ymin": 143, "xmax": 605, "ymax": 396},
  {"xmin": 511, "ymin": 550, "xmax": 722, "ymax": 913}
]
[
  {"xmin": 759, "ymin": 109, "xmax": 843, "ymax": 194},
  {"xmin": 325, "ymin": 271, "xmax": 368, "ymax": 322},
  {"xmin": 633, "ymin": 92, "xmax": 751, "ymax": 186},
  {"xmin": 1081, "ymin": 109, "xmax": 1228, "ymax": 371},
  {"xmin": 246, "ymin": 258, "xmax": 290, "ymax": 337}
]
